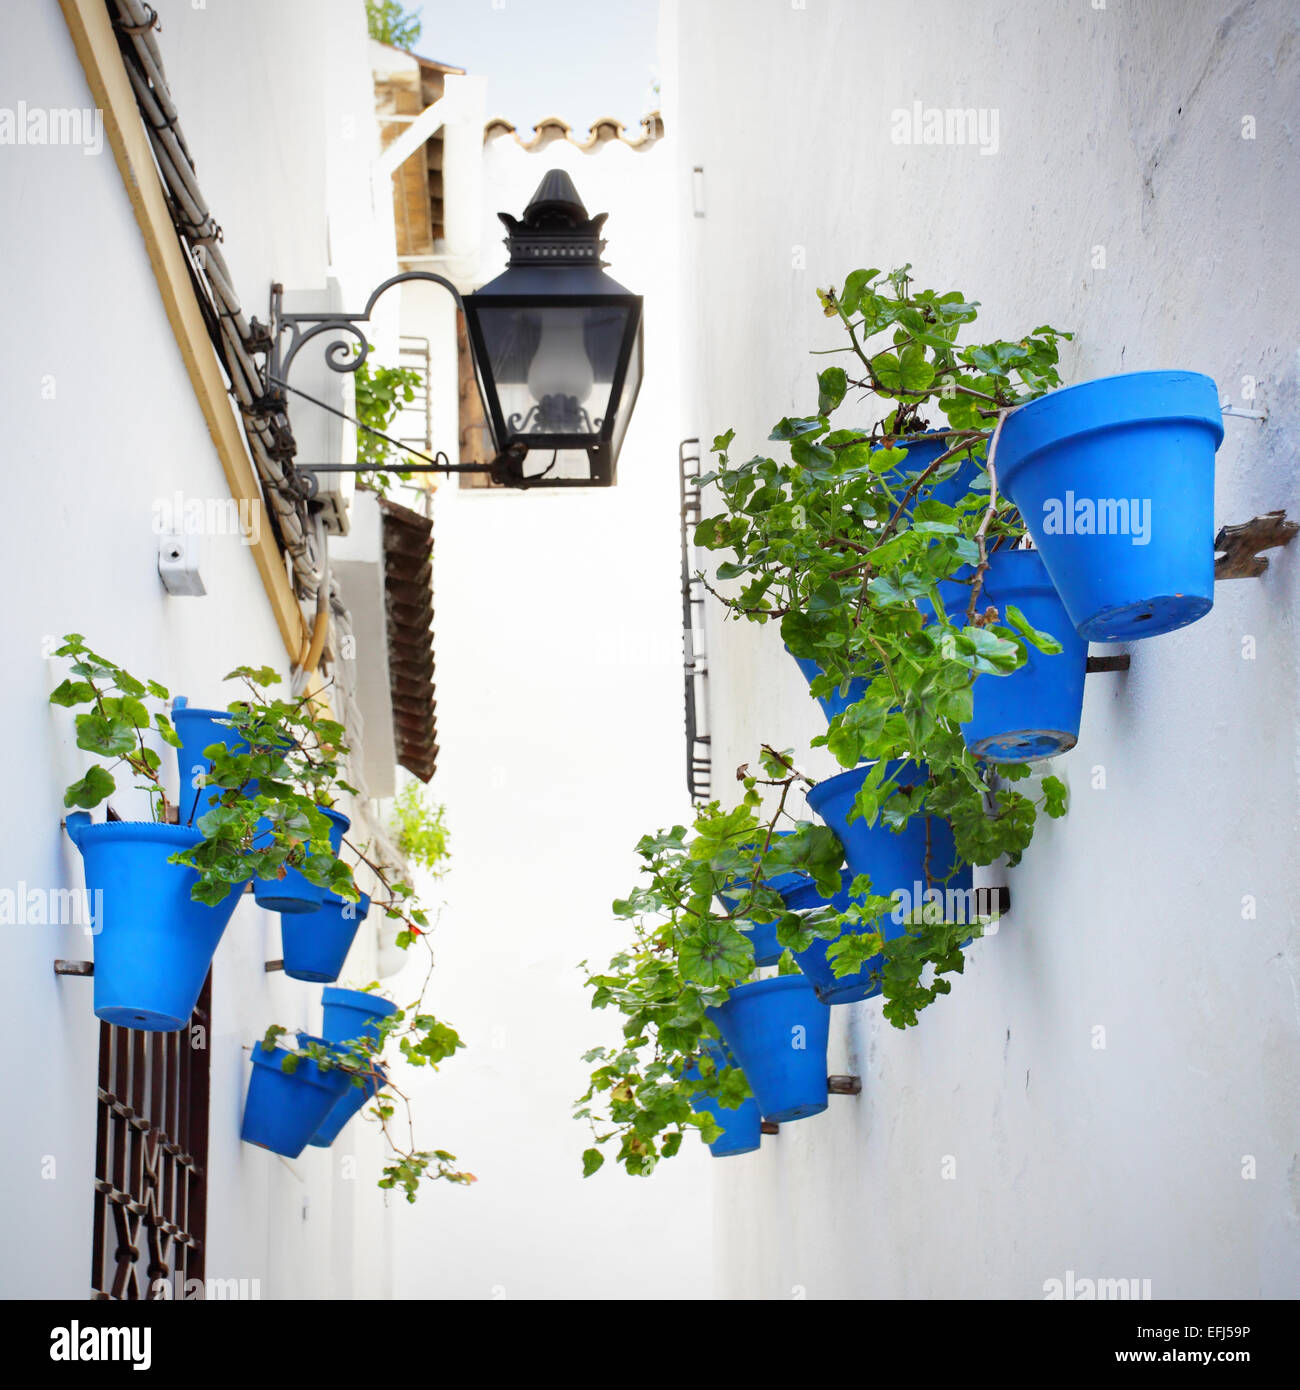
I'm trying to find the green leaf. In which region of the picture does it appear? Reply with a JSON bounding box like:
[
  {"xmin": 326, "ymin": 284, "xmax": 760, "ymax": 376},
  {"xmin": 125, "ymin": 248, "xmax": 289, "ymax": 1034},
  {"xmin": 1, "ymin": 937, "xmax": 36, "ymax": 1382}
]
[
  {"xmin": 49, "ymin": 679, "xmax": 95, "ymax": 707},
  {"xmin": 768, "ymin": 416, "xmax": 826, "ymax": 443},
  {"xmin": 817, "ymin": 366, "xmax": 848, "ymax": 415},
  {"xmin": 897, "ymin": 343, "xmax": 936, "ymax": 393},
  {"xmin": 64, "ymin": 765, "xmax": 115, "ymax": 809},
  {"xmin": 1042, "ymin": 775, "xmax": 1068, "ymax": 818},
  {"xmin": 1003, "ymin": 603, "xmax": 1064, "ymax": 655},
  {"xmin": 74, "ymin": 711, "xmax": 137, "ymax": 758},
  {"xmin": 839, "ymin": 268, "xmax": 878, "ymax": 317},
  {"xmin": 872, "ymin": 351, "xmax": 903, "ymax": 392},
  {"xmin": 679, "ymin": 923, "xmax": 753, "ymax": 986},
  {"xmin": 154, "ymin": 711, "xmax": 183, "ymax": 749},
  {"xmin": 581, "ymin": 1147, "xmax": 605, "ymax": 1177}
]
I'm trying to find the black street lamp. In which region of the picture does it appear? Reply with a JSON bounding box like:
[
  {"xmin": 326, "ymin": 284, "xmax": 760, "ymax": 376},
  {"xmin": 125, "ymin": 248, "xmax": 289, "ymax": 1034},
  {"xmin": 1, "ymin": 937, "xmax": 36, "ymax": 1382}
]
[
  {"xmin": 463, "ymin": 169, "xmax": 644, "ymax": 487},
  {"xmin": 266, "ymin": 169, "xmax": 643, "ymax": 491}
]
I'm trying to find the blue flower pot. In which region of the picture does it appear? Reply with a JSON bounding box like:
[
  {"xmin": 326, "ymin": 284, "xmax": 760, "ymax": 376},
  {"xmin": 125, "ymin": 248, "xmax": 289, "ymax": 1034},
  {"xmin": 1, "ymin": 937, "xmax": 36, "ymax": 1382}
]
[
  {"xmin": 934, "ymin": 548, "xmax": 1088, "ymax": 761},
  {"xmin": 241, "ymin": 1035, "xmax": 351, "ymax": 1158},
  {"xmin": 308, "ymin": 1061, "xmax": 388, "ymax": 1148},
  {"xmin": 739, "ymin": 917, "xmax": 783, "ymax": 967},
  {"xmin": 173, "ymin": 698, "xmax": 252, "ymax": 827},
  {"xmin": 806, "ymin": 763, "xmax": 969, "ymax": 893},
  {"xmin": 786, "ymin": 649, "xmax": 868, "ymax": 724},
  {"xmin": 65, "ymin": 815, "xmax": 240, "ymax": 1031},
  {"xmin": 320, "ymin": 986, "xmax": 398, "ymax": 1049},
  {"xmin": 173, "ymin": 696, "xmax": 289, "ymax": 828},
  {"xmin": 773, "ymin": 869, "xmax": 900, "ymax": 1005},
  {"xmin": 996, "ymin": 371, "xmax": 1224, "ymax": 641},
  {"xmin": 706, "ymin": 976, "xmax": 830, "ymax": 1123},
  {"xmin": 879, "ymin": 434, "xmax": 981, "ymax": 511},
  {"xmin": 806, "ymin": 764, "xmax": 975, "ymax": 953},
  {"xmin": 252, "ymin": 807, "xmax": 350, "ymax": 915},
  {"xmin": 715, "ymin": 832, "xmax": 805, "ymax": 966},
  {"xmin": 281, "ymin": 891, "xmax": 370, "ymax": 984},
  {"xmin": 713, "ymin": 888, "xmax": 788, "ymax": 967},
  {"xmin": 684, "ymin": 1044, "xmax": 761, "ymax": 1158}
]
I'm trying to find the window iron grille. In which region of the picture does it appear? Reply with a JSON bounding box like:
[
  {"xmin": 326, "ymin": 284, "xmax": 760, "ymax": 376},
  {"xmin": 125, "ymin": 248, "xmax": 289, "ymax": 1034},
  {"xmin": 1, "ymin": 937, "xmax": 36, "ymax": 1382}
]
[{"xmin": 91, "ymin": 975, "xmax": 211, "ymax": 1300}]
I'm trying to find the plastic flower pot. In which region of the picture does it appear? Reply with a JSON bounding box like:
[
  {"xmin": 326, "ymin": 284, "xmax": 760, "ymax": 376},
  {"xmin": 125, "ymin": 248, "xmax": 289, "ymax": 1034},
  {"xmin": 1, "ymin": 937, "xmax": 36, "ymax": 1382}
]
[
  {"xmin": 683, "ymin": 1044, "xmax": 761, "ymax": 1158},
  {"xmin": 173, "ymin": 696, "xmax": 290, "ymax": 828},
  {"xmin": 715, "ymin": 832, "xmax": 804, "ymax": 967},
  {"xmin": 173, "ymin": 697, "xmax": 251, "ymax": 827},
  {"xmin": 879, "ymin": 434, "xmax": 981, "ymax": 511},
  {"xmin": 717, "ymin": 878, "xmax": 800, "ymax": 967},
  {"xmin": 320, "ymin": 986, "xmax": 398, "ymax": 1048},
  {"xmin": 712, "ymin": 890, "xmax": 782, "ymax": 968},
  {"xmin": 996, "ymin": 370, "xmax": 1224, "ymax": 641},
  {"xmin": 240, "ymin": 1035, "xmax": 351, "ymax": 1158},
  {"xmin": 806, "ymin": 762, "xmax": 968, "ymax": 892},
  {"xmin": 252, "ymin": 806, "xmax": 350, "ymax": 915},
  {"xmin": 706, "ymin": 976, "xmax": 830, "ymax": 1123},
  {"xmin": 280, "ymin": 891, "xmax": 370, "ymax": 984},
  {"xmin": 774, "ymin": 869, "xmax": 902, "ymax": 1005},
  {"xmin": 786, "ymin": 648, "xmax": 868, "ymax": 724},
  {"xmin": 933, "ymin": 548, "xmax": 1088, "ymax": 761},
  {"xmin": 807, "ymin": 764, "xmax": 980, "ymax": 950},
  {"xmin": 65, "ymin": 814, "xmax": 241, "ymax": 1031},
  {"xmin": 308, "ymin": 1061, "xmax": 388, "ymax": 1149}
]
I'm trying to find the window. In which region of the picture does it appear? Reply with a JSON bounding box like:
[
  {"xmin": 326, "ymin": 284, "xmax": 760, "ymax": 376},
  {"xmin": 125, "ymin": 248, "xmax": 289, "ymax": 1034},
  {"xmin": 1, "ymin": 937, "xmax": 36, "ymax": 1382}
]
[{"xmin": 91, "ymin": 977, "xmax": 211, "ymax": 1300}]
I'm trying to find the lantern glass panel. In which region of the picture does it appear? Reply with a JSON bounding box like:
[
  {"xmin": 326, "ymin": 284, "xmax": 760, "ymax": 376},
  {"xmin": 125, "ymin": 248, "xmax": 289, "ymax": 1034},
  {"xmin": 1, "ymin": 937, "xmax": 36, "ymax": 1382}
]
[
  {"xmin": 607, "ymin": 323, "xmax": 643, "ymax": 466},
  {"xmin": 474, "ymin": 302, "xmax": 632, "ymax": 441}
]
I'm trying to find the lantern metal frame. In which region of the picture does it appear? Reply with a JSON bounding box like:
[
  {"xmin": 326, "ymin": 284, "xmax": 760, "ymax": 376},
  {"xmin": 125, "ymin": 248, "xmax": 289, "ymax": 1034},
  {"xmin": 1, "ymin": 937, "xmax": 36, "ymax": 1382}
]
[{"xmin": 461, "ymin": 290, "xmax": 643, "ymax": 488}]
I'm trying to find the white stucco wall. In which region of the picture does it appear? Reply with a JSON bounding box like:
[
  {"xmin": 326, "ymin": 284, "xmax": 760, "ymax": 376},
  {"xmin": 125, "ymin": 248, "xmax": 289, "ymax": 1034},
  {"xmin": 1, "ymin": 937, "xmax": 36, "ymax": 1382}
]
[
  {"xmin": 389, "ymin": 123, "xmax": 716, "ymax": 1299},
  {"xmin": 1, "ymin": 0, "xmax": 402, "ymax": 1299},
  {"xmin": 665, "ymin": 0, "xmax": 1300, "ymax": 1298}
]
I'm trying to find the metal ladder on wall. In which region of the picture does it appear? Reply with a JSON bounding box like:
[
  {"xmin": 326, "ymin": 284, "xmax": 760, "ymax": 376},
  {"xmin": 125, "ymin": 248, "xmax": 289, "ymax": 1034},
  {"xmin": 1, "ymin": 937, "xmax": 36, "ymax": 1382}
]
[{"xmin": 679, "ymin": 439, "xmax": 712, "ymax": 802}]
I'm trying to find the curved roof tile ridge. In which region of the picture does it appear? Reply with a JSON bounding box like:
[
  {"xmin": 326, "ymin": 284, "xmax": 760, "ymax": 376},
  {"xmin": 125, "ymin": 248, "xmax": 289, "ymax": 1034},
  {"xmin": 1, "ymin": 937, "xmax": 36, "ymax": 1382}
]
[{"xmin": 484, "ymin": 111, "xmax": 664, "ymax": 152}]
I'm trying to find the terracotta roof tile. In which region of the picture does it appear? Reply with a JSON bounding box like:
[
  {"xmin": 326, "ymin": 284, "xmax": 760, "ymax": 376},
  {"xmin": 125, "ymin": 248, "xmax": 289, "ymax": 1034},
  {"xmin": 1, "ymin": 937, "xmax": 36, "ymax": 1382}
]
[
  {"xmin": 378, "ymin": 496, "xmax": 438, "ymax": 783},
  {"xmin": 484, "ymin": 111, "xmax": 664, "ymax": 152}
]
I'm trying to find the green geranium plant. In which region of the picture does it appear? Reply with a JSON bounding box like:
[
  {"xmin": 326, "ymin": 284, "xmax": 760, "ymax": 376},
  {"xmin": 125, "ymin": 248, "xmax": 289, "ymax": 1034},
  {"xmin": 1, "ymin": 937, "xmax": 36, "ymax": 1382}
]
[
  {"xmin": 53, "ymin": 634, "xmax": 469, "ymax": 1201},
  {"xmin": 695, "ymin": 265, "xmax": 1070, "ymax": 871},
  {"xmin": 389, "ymin": 780, "xmax": 450, "ymax": 878},
  {"xmin": 579, "ymin": 267, "xmax": 1075, "ymax": 1175},
  {"xmin": 50, "ymin": 638, "xmax": 430, "ymax": 943},
  {"xmin": 262, "ymin": 972, "xmax": 472, "ymax": 1203},
  {"xmin": 352, "ymin": 357, "xmax": 426, "ymax": 497}
]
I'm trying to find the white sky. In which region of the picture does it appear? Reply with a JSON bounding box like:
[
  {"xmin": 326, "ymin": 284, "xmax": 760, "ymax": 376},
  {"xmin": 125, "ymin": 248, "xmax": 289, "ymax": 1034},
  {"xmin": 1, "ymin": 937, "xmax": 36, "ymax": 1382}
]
[{"xmin": 417, "ymin": 0, "xmax": 661, "ymax": 131}]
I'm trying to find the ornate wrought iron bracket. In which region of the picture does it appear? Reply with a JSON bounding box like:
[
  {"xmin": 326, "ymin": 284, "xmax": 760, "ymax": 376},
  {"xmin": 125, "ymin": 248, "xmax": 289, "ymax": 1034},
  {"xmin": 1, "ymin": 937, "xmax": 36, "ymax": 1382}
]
[
  {"xmin": 269, "ymin": 272, "xmax": 465, "ymax": 384},
  {"xmin": 265, "ymin": 274, "xmax": 530, "ymax": 489},
  {"xmin": 1214, "ymin": 511, "xmax": 1298, "ymax": 579}
]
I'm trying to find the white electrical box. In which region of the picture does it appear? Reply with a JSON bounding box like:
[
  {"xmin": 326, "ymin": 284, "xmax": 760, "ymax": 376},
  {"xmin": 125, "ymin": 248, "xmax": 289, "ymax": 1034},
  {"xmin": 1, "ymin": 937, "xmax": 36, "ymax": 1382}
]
[{"xmin": 158, "ymin": 532, "xmax": 205, "ymax": 596}]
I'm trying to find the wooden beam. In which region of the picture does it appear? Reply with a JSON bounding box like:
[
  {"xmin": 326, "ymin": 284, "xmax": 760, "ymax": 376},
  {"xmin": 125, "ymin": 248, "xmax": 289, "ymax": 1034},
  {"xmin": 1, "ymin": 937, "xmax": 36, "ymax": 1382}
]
[{"xmin": 58, "ymin": 0, "xmax": 306, "ymax": 658}]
